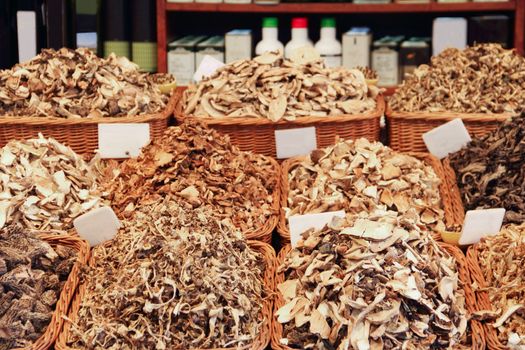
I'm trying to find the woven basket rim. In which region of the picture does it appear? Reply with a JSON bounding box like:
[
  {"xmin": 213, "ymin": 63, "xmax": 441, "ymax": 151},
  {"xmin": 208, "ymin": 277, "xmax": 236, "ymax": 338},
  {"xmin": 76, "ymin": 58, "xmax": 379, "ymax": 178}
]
[
  {"xmin": 441, "ymin": 158, "xmax": 467, "ymax": 225},
  {"xmin": 21, "ymin": 233, "xmax": 90, "ymax": 350},
  {"xmin": 277, "ymin": 152, "xmax": 458, "ymax": 241},
  {"xmin": 175, "ymin": 95, "xmax": 385, "ymax": 126},
  {"xmin": 0, "ymin": 90, "xmax": 179, "ymax": 126},
  {"xmin": 385, "ymin": 105, "xmax": 515, "ymax": 121},
  {"xmin": 56, "ymin": 240, "xmax": 275, "ymax": 350}
]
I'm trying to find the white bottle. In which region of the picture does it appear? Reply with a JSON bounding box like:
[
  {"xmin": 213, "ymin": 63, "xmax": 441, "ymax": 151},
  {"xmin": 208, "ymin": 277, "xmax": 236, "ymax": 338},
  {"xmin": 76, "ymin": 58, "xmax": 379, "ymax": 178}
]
[
  {"xmin": 255, "ymin": 17, "xmax": 284, "ymax": 56},
  {"xmin": 315, "ymin": 17, "xmax": 342, "ymax": 68},
  {"xmin": 285, "ymin": 17, "xmax": 313, "ymax": 59}
]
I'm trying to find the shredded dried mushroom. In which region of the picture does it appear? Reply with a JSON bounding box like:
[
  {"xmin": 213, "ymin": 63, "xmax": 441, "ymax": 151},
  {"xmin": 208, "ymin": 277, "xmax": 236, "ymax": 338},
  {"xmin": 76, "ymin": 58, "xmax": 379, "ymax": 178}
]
[
  {"xmin": 0, "ymin": 225, "xmax": 76, "ymax": 349},
  {"xmin": 67, "ymin": 198, "xmax": 266, "ymax": 349},
  {"xmin": 107, "ymin": 121, "xmax": 277, "ymax": 234},
  {"xmin": 276, "ymin": 213, "xmax": 468, "ymax": 349},
  {"xmin": 285, "ymin": 138, "xmax": 445, "ymax": 231},
  {"xmin": 390, "ymin": 44, "xmax": 525, "ymax": 114},
  {"xmin": 0, "ymin": 135, "xmax": 106, "ymax": 230},
  {"xmin": 0, "ymin": 48, "xmax": 174, "ymax": 118},
  {"xmin": 472, "ymin": 224, "xmax": 525, "ymax": 348},
  {"xmin": 183, "ymin": 51, "xmax": 378, "ymax": 122},
  {"xmin": 449, "ymin": 117, "xmax": 524, "ymax": 224}
]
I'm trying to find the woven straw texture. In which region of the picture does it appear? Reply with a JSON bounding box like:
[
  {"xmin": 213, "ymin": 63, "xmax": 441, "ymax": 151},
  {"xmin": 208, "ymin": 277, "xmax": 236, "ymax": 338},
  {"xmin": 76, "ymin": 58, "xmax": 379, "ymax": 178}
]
[
  {"xmin": 175, "ymin": 96, "xmax": 385, "ymax": 158},
  {"xmin": 277, "ymin": 152, "xmax": 456, "ymax": 242},
  {"xmin": 22, "ymin": 233, "xmax": 90, "ymax": 350},
  {"xmin": 56, "ymin": 240, "xmax": 276, "ymax": 350},
  {"xmin": 271, "ymin": 243, "xmax": 484, "ymax": 350},
  {"xmin": 0, "ymin": 90, "xmax": 179, "ymax": 155},
  {"xmin": 441, "ymin": 158, "xmax": 468, "ymax": 225},
  {"xmin": 386, "ymin": 106, "xmax": 513, "ymax": 153}
]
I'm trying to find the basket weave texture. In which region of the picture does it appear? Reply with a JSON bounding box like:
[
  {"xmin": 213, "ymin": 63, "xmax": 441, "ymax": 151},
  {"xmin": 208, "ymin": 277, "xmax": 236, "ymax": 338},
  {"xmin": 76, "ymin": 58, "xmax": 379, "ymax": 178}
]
[
  {"xmin": 56, "ymin": 240, "xmax": 276, "ymax": 350},
  {"xmin": 277, "ymin": 152, "xmax": 457, "ymax": 242},
  {"xmin": 0, "ymin": 90, "xmax": 179, "ymax": 155},
  {"xmin": 386, "ymin": 106, "xmax": 513, "ymax": 153},
  {"xmin": 23, "ymin": 233, "xmax": 90, "ymax": 350},
  {"xmin": 175, "ymin": 96, "xmax": 385, "ymax": 158}
]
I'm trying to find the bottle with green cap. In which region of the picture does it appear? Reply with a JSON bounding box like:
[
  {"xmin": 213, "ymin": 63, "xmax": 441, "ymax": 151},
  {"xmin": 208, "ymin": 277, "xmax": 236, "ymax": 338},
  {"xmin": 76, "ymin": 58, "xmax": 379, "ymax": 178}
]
[
  {"xmin": 315, "ymin": 18, "xmax": 342, "ymax": 68},
  {"xmin": 255, "ymin": 17, "xmax": 284, "ymax": 56}
]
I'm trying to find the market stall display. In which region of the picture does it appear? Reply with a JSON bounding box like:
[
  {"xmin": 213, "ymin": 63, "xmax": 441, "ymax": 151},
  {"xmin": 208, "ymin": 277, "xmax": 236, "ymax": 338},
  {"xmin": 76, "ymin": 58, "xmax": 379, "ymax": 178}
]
[
  {"xmin": 106, "ymin": 120, "xmax": 280, "ymax": 242},
  {"xmin": 278, "ymin": 138, "xmax": 454, "ymax": 241},
  {"xmin": 177, "ymin": 51, "xmax": 384, "ymax": 158},
  {"xmin": 0, "ymin": 48, "xmax": 177, "ymax": 154},
  {"xmin": 0, "ymin": 135, "xmax": 107, "ymax": 231},
  {"xmin": 468, "ymin": 224, "xmax": 525, "ymax": 349},
  {"xmin": 0, "ymin": 225, "xmax": 89, "ymax": 350},
  {"xmin": 445, "ymin": 116, "xmax": 525, "ymax": 224},
  {"xmin": 57, "ymin": 198, "xmax": 275, "ymax": 350},
  {"xmin": 387, "ymin": 44, "xmax": 519, "ymax": 152},
  {"xmin": 272, "ymin": 213, "xmax": 480, "ymax": 350}
]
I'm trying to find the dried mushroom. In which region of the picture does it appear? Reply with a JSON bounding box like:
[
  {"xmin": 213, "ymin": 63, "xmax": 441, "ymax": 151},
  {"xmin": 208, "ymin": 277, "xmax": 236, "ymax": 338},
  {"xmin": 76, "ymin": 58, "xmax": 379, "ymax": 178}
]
[
  {"xmin": 67, "ymin": 198, "xmax": 266, "ymax": 349},
  {"xmin": 183, "ymin": 51, "xmax": 378, "ymax": 122},
  {"xmin": 285, "ymin": 138, "xmax": 445, "ymax": 231},
  {"xmin": 0, "ymin": 135, "xmax": 106, "ymax": 230},
  {"xmin": 0, "ymin": 48, "xmax": 174, "ymax": 118},
  {"xmin": 390, "ymin": 44, "xmax": 525, "ymax": 114},
  {"xmin": 276, "ymin": 213, "xmax": 468, "ymax": 349},
  {"xmin": 472, "ymin": 224, "xmax": 525, "ymax": 348},
  {"xmin": 449, "ymin": 117, "xmax": 525, "ymax": 224},
  {"xmin": 107, "ymin": 121, "xmax": 277, "ymax": 234},
  {"xmin": 0, "ymin": 225, "xmax": 76, "ymax": 349}
]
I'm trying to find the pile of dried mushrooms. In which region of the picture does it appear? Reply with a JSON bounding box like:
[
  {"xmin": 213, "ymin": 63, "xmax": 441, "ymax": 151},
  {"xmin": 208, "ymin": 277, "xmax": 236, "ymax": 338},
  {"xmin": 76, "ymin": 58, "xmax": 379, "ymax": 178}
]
[
  {"xmin": 0, "ymin": 48, "xmax": 174, "ymax": 118},
  {"xmin": 0, "ymin": 225, "xmax": 76, "ymax": 348},
  {"xmin": 0, "ymin": 135, "xmax": 105, "ymax": 230},
  {"xmin": 449, "ymin": 117, "xmax": 525, "ymax": 224},
  {"xmin": 67, "ymin": 198, "xmax": 266, "ymax": 349},
  {"xmin": 107, "ymin": 121, "xmax": 277, "ymax": 233},
  {"xmin": 183, "ymin": 51, "xmax": 378, "ymax": 121},
  {"xmin": 390, "ymin": 44, "xmax": 525, "ymax": 114},
  {"xmin": 472, "ymin": 224, "xmax": 525, "ymax": 348},
  {"xmin": 276, "ymin": 213, "xmax": 468, "ymax": 349},
  {"xmin": 285, "ymin": 138, "xmax": 445, "ymax": 230}
]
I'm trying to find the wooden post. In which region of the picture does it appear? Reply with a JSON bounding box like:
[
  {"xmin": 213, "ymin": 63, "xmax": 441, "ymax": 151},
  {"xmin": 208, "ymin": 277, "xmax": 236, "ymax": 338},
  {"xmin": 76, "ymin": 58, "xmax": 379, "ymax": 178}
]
[{"xmin": 156, "ymin": 0, "xmax": 167, "ymax": 72}]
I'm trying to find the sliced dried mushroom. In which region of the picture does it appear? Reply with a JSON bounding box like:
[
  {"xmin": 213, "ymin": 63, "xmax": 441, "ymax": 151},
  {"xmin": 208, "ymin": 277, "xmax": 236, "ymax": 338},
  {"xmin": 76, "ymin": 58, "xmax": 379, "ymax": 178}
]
[
  {"xmin": 449, "ymin": 117, "xmax": 525, "ymax": 224},
  {"xmin": 183, "ymin": 51, "xmax": 378, "ymax": 122},
  {"xmin": 473, "ymin": 224, "xmax": 525, "ymax": 348},
  {"xmin": 390, "ymin": 44, "xmax": 525, "ymax": 114},
  {"xmin": 66, "ymin": 198, "xmax": 266, "ymax": 349},
  {"xmin": 0, "ymin": 48, "xmax": 175, "ymax": 118},
  {"xmin": 276, "ymin": 213, "xmax": 468, "ymax": 349}
]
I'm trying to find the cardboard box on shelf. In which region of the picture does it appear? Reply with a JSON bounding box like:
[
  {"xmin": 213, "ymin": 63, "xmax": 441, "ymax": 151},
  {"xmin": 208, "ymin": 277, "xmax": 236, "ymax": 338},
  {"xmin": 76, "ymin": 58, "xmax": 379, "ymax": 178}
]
[
  {"xmin": 400, "ymin": 37, "xmax": 430, "ymax": 79},
  {"xmin": 196, "ymin": 36, "xmax": 225, "ymax": 67},
  {"xmin": 372, "ymin": 36, "xmax": 403, "ymax": 87},
  {"xmin": 167, "ymin": 35, "xmax": 207, "ymax": 85},
  {"xmin": 342, "ymin": 27, "xmax": 372, "ymax": 69},
  {"xmin": 225, "ymin": 30, "xmax": 252, "ymax": 63},
  {"xmin": 432, "ymin": 17, "xmax": 467, "ymax": 56}
]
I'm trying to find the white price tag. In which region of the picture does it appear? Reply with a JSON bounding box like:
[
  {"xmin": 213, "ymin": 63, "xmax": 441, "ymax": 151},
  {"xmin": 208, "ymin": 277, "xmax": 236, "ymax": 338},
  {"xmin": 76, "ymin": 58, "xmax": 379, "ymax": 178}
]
[
  {"xmin": 459, "ymin": 208, "xmax": 506, "ymax": 245},
  {"xmin": 73, "ymin": 206, "xmax": 121, "ymax": 247},
  {"xmin": 289, "ymin": 210, "xmax": 345, "ymax": 248},
  {"xmin": 275, "ymin": 127, "xmax": 317, "ymax": 159},
  {"xmin": 98, "ymin": 123, "xmax": 150, "ymax": 159},
  {"xmin": 422, "ymin": 119, "xmax": 471, "ymax": 159},
  {"xmin": 193, "ymin": 55, "xmax": 225, "ymax": 82}
]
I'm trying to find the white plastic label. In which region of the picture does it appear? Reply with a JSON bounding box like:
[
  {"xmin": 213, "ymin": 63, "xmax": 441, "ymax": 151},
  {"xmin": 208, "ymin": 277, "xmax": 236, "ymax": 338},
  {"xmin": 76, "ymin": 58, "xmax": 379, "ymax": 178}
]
[
  {"xmin": 73, "ymin": 206, "xmax": 121, "ymax": 247},
  {"xmin": 194, "ymin": 55, "xmax": 225, "ymax": 82},
  {"xmin": 422, "ymin": 118, "xmax": 471, "ymax": 159},
  {"xmin": 275, "ymin": 127, "xmax": 317, "ymax": 159},
  {"xmin": 98, "ymin": 123, "xmax": 150, "ymax": 159},
  {"xmin": 289, "ymin": 210, "xmax": 345, "ymax": 248},
  {"xmin": 459, "ymin": 208, "xmax": 506, "ymax": 245}
]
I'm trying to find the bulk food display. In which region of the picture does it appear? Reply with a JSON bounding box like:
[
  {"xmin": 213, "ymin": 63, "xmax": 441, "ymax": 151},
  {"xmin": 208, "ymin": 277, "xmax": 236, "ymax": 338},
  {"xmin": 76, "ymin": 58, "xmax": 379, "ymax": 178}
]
[
  {"xmin": 178, "ymin": 50, "xmax": 384, "ymax": 157},
  {"xmin": 387, "ymin": 44, "xmax": 520, "ymax": 152}
]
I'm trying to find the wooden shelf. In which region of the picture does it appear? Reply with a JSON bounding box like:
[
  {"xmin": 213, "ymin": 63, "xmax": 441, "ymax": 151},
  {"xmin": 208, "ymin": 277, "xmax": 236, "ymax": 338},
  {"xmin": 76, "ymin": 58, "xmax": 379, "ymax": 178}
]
[{"xmin": 165, "ymin": 1, "xmax": 516, "ymax": 13}]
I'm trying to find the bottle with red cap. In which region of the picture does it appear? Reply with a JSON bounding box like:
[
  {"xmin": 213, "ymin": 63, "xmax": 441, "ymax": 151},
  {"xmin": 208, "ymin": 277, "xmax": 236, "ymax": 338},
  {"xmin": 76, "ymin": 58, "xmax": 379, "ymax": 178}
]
[{"xmin": 284, "ymin": 17, "xmax": 313, "ymax": 59}]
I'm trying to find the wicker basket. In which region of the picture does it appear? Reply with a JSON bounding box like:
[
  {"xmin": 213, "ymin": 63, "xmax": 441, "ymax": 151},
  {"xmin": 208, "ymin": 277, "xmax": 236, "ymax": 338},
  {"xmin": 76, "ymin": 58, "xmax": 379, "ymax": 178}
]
[
  {"xmin": 0, "ymin": 90, "xmax": 179, "ymax": 155},
  {"xmin": 175, "ymin": 96, "xmax": 385, "ymax": 159},
  {"xmin": 20, "ymin": 233, "xmax": 90, "ymax": 350},
  {"xmin": 277, "ymin": 152, "xmax": 457, "ymax": 242},
  {"xmin": 386, "ymin": 107, "xmax": 513, "ymax": 153},
  {"xmin": 56, "ymin": 240, "xmax": 276, "ymax": 350},
  {"xmin": 272, "ymin": 243, "xmax": 485, "ymax": 350},
  {"xmin": 441, "ymin": 158, "xmax": 468, "ymax": 225}
]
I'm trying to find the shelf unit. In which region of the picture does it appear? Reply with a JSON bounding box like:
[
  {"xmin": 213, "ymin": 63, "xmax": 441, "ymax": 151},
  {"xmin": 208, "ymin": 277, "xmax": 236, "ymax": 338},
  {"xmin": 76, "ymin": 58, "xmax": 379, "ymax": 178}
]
[{"xmin": 156, "ymin": 0, "xmax": 524, "ymax": 73}]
